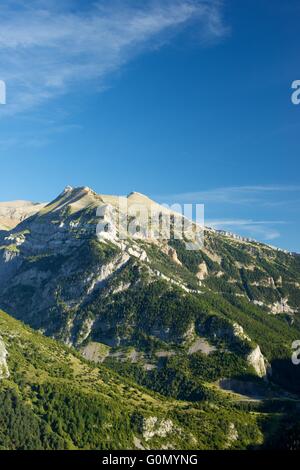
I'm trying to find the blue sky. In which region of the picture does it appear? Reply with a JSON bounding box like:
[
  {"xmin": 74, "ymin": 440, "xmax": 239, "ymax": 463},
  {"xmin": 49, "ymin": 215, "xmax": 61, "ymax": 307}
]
[{"xmin": 0, "ymin": 0, "xmax": 299, "ymax": 252}]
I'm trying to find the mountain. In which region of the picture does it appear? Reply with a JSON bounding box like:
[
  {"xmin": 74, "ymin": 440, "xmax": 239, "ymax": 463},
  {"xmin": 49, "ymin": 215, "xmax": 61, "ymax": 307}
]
[
  {"xmin": 0, "ymin": 200, "xmax": 46, "ymax": 230},
  {"xmin": 0, "ymin": 185, "xmax": 300, "ymax": 446}
]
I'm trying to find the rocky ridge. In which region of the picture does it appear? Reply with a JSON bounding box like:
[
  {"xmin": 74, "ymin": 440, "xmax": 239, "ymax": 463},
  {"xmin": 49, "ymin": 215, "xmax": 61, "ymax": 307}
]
[{"xmin": 0, "ymin": 186, "xmax": 299, "ymax": 393}]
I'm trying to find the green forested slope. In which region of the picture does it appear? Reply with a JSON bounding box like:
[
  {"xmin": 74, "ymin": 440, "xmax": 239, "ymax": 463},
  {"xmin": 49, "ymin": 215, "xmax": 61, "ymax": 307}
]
[{"xmin": 0, "ymin": 309, "xmax": 281, "ymax": 450}]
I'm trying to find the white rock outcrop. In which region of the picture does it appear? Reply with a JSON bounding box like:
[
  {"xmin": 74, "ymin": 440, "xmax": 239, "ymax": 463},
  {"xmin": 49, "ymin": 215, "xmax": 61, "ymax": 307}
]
[
  {"xmin": 86, "ymin": 253, "xmax": 130, "ymax": 296},
  {"xmin": 232, "ymin": 322, "xmax": 251, "ymax": 342},
  {"xmin": 164, "ymin": 246, "xmax": 182, "ymax": 266},
  {"xmin": 196, "ymin": 261, "xmax": 208, "ymax": 280},
  {"xmin": 270, "ymin": 297, "xmax": 295, "ymax": 314},
  {"xmin": 0, "ymin": 336, "xmax": 9, "ymax": 379},
  {"xmin": 224, "ymin": 423, "xmax": 239, "ymax": 448},
  {"xmin": 142, "ymin": 417, "xmax": 174, "ymax": 442},
  {"xmin": 247, "ymin": 345, "xmax": 266, "ymax": 378}
]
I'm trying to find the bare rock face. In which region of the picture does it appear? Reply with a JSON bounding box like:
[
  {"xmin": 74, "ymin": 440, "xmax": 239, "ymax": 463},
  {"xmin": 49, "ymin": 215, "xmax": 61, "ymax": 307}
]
[
  {"xmin": 196, "ymin": 261, "xmax": 208, "ymax": 280},
  {"xmin": 247, "ymin": 345, "xmax": 266, "ymax": 378},
  {"xmin": 232, "ymin": 322, "xmax": 251, "ymax": 342},
  {"xmin": 0, "ymin": 336, "xmax": 9, "ymax": 379},
  {"xmin": 270, "ymin": 297, "xmax": 295, "ymax": 314},
  {"xmin": 224, "ymin": 423, "xmax": 239, "ymax": 449},
  {"xmin": 231, "ymin": 324, "xmax": 268, "ymax": 378},
  {"xmin": 167, "ymin": 247, "xmax": 182, "ymax": 265},
  {"xmin": 142, "ymin": 416, "xmax": 174, "ymax": 442}
]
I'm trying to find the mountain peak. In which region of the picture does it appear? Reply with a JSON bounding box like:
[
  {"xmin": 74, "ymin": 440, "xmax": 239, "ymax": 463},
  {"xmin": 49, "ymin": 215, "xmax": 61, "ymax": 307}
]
[
  {"xmin": 127, "ymin": 191, "xmax": 146, "ymax": 198},
  {"xmin": 60, "ymin": 185, "xmax": 96, "ymax": 196},
  {"xmin": 60, "ymin": 185, "xmax": 74, "ymax": 195}
]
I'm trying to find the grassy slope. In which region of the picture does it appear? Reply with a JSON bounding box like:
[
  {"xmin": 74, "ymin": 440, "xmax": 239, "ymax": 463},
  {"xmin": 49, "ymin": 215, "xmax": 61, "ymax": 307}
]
[{"xmin": 0, "ymin": 309, "xmax": 276, "ymax": 450}]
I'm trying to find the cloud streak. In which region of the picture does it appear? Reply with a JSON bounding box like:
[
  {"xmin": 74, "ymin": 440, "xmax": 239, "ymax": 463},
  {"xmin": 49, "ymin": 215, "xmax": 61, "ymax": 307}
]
[
  {"xmin": 0, "ymin": 0, "xmax": 227, "ymax": 116},
  {"xmin": 206, "ymin": 218, "xmax": 286, "ymax": 241},
  {"xmin": 155, "ymin": 185, "xmax": 300, "ymax": 243},
  {"xmin": 157, "ymin": 185, "xmax": 300, "ymax": 205}
]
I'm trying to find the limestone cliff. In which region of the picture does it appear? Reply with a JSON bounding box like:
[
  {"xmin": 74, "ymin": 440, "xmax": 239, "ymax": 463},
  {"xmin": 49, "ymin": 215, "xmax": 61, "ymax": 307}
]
[
  {"xmin": 0, "ymin": 336, "xmax": 9, "ymax": 379},
  {"xmin": 247, "ymin": 345, "xmax": 267, "ymax": 378}
]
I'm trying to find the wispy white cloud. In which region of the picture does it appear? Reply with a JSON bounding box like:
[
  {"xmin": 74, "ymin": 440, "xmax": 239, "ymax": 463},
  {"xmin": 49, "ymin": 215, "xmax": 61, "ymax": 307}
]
[
  {"xmin": 206, "ymin": 218, "xmax": 286, "ymax": 241},
  {"xmin": 207, "ymin": 218, "xmax": 287, "ymax": 227},
  {"xmin": 155, "ymin": 185, "xmax": 300, "ymax": 243},
  {"xmin": 0, "ymin": 0, "xmax": 227, "ymax": 116},
  {"xmin": 157, "ymin": 184, "xmax": 300, "ymax": 205}
]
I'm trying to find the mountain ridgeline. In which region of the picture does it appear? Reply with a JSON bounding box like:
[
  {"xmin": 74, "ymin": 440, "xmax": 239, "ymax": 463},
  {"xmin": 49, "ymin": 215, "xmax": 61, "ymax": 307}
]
[{"xmin": 0, "ymin": 186, "xmax": 300, "ymax": 449}]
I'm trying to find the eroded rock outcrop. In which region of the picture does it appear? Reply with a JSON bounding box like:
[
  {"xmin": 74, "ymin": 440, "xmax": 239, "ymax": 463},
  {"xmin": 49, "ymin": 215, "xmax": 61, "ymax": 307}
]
[
  {"xmin": 0, "ymin": 336, "xmax": 9, "ymax": 379},
  {"xmin": 232, "ymin": 322, "xmax": 251, "ymax": 343},
  {"xmin": 196, "ymin": 261, "xmax": 208, "ymax": 280},
  {"xmin": 224, "ymin": 423, "xmax": 239, "ymax": 449},
  {"xmin": 167, "ymin": 247, "xmax": 182, "ymax": 266},
  {"xmin": 142, "ymin": 416, "xmax": 174, "ymax": 442},
  {"xmin": 247, "ymin": 345, "xmax": 266, "ymax": 377},
  {"xmin": 270, "ymin": 297, "xmax": 295, "ymax": 314}
]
